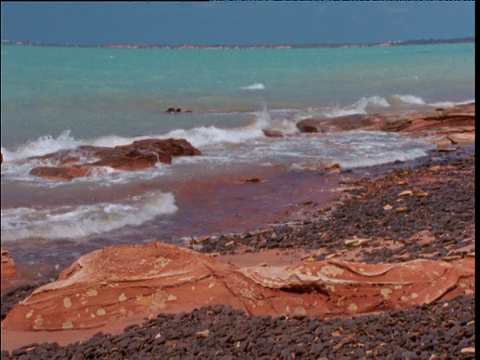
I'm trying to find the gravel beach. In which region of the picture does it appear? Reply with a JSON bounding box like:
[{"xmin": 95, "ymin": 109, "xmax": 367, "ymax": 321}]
[
  {"xmin": 1, "ymin": 145, "xmax": 475, "ymax": 359},
  {"xmin": 1, "ymin": 295, "xmax": 475, "ymax": 360}
]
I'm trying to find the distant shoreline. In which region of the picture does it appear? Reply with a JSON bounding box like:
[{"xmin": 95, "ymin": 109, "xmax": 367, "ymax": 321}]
[{"xmin": 0, "ymin": 37, "xmax": 474, "ymax": 50}]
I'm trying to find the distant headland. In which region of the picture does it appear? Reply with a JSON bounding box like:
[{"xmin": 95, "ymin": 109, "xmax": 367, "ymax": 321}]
[{"xmin": 0, "ymin": 37, "xmax": 474, "ymax": 50}]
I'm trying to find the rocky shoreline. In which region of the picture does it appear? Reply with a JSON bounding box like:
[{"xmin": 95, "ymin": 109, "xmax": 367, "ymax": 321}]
[
  {"xmin": 1, "ymin": 104, "xmax": 475, "ymax": 358},
  {"xmin": 1, "ymin": 295, "xmax": 475, "ymax": 359}
]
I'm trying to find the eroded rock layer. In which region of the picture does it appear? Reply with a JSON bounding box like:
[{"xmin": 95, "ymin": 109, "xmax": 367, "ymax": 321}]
[{"xmin": 2, "ymin": 242, "xmax": 474, "ymax": 332}]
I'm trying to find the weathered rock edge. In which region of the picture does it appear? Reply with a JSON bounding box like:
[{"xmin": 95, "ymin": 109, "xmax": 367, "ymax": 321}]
[
  {"xmin": 296, "ymin": 103, "xmax": 475, "ymax": 146},
  {"xmin": 2, "ymin": 242, "xmax": 474, "ymax": 332}
]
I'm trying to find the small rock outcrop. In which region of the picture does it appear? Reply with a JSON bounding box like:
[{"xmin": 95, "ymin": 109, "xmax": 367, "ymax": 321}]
[
  {"xmin": 296, "ymin": 114, "xmax": 387, "ymax": 133},
  {"xmin": 166, "ymin": 107, "xmax": 192, "ymax": 113},
  {"xmin": 1, "ymin": 249, "xmax": 16, "ymax": 280},
  {"xmin": 1, "ymin": 249, "xmax": 17, "ymax": 293},
  {"xmin": 28, "ymin": 138, "xmax": 201, "ymax": 181}
]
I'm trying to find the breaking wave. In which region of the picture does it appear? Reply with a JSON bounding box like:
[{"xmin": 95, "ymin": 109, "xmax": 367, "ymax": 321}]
[
  {"xmin": 321, "ymin": 94, "xmax": 473, "ymax": 118},
  {"xmin": 1, "ymin": 190, "xmax": 178, "ymax": 242}
]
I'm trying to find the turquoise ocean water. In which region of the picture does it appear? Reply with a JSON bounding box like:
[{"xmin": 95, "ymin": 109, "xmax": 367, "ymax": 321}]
[
  {"xmin": 1, "ymin": 43, "xmax": 474, "ymax": 147},
  {"xmin": 0, "ymin": 43, "xmax": 475, "ymax": 272}
]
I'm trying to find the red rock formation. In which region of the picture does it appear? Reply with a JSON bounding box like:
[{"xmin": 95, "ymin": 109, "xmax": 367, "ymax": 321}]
[
  {"xmin": 2, "ymin": 242, "xmax": 474, "ymax": 332},
  {"xmin": 28, "ymin": 138, "xmax": 201, "ymax": 181},
  {"xmin": 1, "ymin": 249, "xmax": 17, "ymax": 292},
  {"xmin": 1, "ymin": 249, "xmax": 17, "ymax": 280},
  {"xmin": 262, "ymin": 129, "xmax": 284, "ymax": 138},
  {"xmin": 295, "ymin": 119, "xmax": 324, "ymax": 133},
  {"xmin": 296, "ymin": 114, "xmax": 388, "ymax": 133},
  {"xmin": 29, "ymin": 166, "xmax": 92, "ymax": 181},
  {"xmin": 295, "ymin": 103, "xmax": 475, "ymax": 139}
]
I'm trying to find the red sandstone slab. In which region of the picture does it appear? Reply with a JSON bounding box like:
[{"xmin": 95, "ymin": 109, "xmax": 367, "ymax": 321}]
[{"xmin": 2, "ymin": 242, "xmax": 474, "ymax": 335}]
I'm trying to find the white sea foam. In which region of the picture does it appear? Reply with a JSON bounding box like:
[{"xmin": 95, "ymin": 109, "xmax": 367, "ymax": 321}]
[
  {"xmin": 339, "ymin": 147, "xmax": 431, "ymax": 169},
  {"xmin": 1, "ymin": 130, "xmax": 82, "ymax": 161},
  {"xmin": 319, "ymin": 94, "xmax": 474, "ymax": 119},
  {"xmin": 427, "ymin": 99, "xmax": 475, "ymax": 108},
  {"xmin": 1, "ymin": 190, "xmax": 178, "ymax": 242},
  {"xmin": 323, "ymin": 96, "xmax": 391, "ymax": 117},
  {"xmin": 151, "ymin": 104, "xmax": 286, "ymax": 147},
  {"xmin": 241, "ymin": 83, "xmax": 265, "ymax": 90},
  {"xmin": 391, "ymin": 94, "xmax": 426, "ymax": 105},
  {"xmin": 287, "ymin": 132, "xmax": 434, "ymax": 170},
  {"xmin": 1, "ymin": 94, "xmax": 465, "ymax": 188}
]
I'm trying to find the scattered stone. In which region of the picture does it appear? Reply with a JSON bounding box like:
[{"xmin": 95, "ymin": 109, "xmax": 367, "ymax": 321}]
[
  {"xmin": 262, "ymin": 129, "xmax": 284, "ymax": 138},
  {"xmin": 243, "ymin": 178, "xmax": 261, "ymax": 183},
  {"xmin": 344, "ymin": 237, "xmax": 369, "ymax": 247},
  {"xmin": 196, "ymin": 329, "xmax": 210, "ymax": 338},
  {"xmin": 166, "ymin": 107, "xmax": 192, "ymax": 113},
  {"xmin": 433, "ymin": 147, "xmax": 457, "ymax": 152},
  {"xmin": 406, "ymin": 230, "xmax": 435, "ymax": 247}
]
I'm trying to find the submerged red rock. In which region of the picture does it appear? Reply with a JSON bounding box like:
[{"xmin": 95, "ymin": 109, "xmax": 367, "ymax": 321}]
[
  {"xmin": 28, "ymin": 138, "xmax": 201, "ymax": 181},
  {"xmin": 29, "ymin": 165, "xmax": 93, "ymax": 182},
  {"xmin": 2, "ymin": 242, "xmax": 474, "ymax": 332}
]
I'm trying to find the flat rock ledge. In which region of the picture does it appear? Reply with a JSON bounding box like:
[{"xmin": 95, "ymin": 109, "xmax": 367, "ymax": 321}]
[
  {"xmin": 2, "ymin": 242, "xmax": 474, "ymax": 332},
  {"xmin": 27, "ymin": 138, "xmax": 201, "ymax": 181}
]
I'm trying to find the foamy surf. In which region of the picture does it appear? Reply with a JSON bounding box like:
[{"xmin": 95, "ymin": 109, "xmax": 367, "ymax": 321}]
[
  {"xmin": 241, "ymin": 83, "xmax": 265, "ymax": 90},
  {"xmin": 284, "ymin": 131, "xmax": 434, "ymax": 171},
  {"xmin": 322, "ymin": 96, "xmax": 391, "ymax": 118},
  {"xmin": 1, "ymin": 190, "xmax": 178, "ymax": 242},
  {"xmin": 0, "ymin": 94, "xmax": 469, "ymax": 189},
  {"xmin": 428, "ymin": 99, "xmax": 475, "ymax": 108},
  {"xmin": 1, "ymin": 130, "xmax": 82, "ymax": 161},
  {"xmin": 318, "ymin": 94, "xmax": 473, "ymax": 119}
]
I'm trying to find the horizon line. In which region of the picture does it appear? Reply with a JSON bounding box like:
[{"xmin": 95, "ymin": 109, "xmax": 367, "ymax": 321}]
[{"xmin": 0, "ymin": 36, "xmax": 474, "ymax": 49}]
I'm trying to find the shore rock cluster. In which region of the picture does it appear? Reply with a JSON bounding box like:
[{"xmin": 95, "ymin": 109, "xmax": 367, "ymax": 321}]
[
  {"xmin": 296, "ymin": 103, "xmax": 474, "ymax": 138},
  {"xmin": 27, "ymin": 138, "xmax": 201, "ymax": 181}
]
